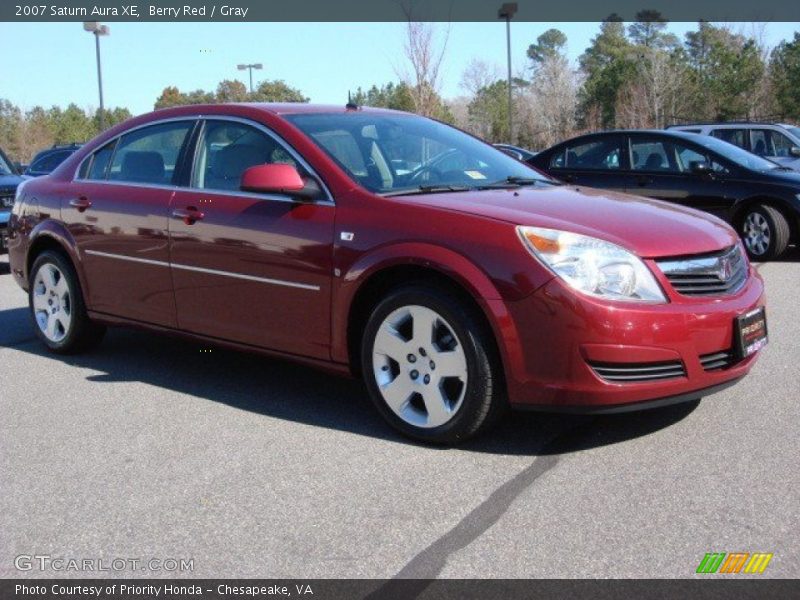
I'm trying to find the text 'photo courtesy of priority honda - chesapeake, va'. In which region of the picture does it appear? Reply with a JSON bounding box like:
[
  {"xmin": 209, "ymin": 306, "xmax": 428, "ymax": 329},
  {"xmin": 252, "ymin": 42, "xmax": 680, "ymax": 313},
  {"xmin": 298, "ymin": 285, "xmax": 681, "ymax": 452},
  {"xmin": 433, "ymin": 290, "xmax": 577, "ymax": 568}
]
[{"xmin": 0, "ymin": 1, "xmax": 798, "ymax": 599}]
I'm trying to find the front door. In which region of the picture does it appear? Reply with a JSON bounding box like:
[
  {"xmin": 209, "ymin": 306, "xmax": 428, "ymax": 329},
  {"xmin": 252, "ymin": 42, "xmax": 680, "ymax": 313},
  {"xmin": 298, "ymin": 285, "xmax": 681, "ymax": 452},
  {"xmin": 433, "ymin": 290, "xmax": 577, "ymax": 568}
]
[
  {"xmin": 64, "ymin": 120, "xmax": 195, "ymax": 327},
  {"xmin": 625, "ymin": 135, "xmax": 734, "ymax": 219},
  {"xmin": 168, "ymin": 118, "xmax": 334, "ymax": 359}
]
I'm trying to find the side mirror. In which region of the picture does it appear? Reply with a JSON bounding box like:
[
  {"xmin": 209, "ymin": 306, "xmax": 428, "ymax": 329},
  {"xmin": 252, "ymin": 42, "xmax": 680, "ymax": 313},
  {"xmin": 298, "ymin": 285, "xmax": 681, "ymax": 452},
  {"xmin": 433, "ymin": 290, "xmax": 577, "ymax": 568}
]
[
  {"xmin": 240, "ymin": 164, "xmax": 313, "ymax": 200},
  {"xmin": 790, "ymin": 146, "xmax": 800, "ymax": 158},
  {"xmin": 690, "ymin": 161, "xmax": 712, "ymax": 175}
]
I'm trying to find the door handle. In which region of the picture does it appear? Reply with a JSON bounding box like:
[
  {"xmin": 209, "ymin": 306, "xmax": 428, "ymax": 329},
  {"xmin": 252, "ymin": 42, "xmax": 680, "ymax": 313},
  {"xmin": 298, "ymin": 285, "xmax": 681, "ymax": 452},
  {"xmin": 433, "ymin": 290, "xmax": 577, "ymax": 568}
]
[
  {"xmin": 561, "ymin": 174, "xmax": 576, "ymax": 183},
  {"xmin": 69, "ymin": 196, "xmax": 92, "ymax": 212},
  {"xmin": 172, "ymin": 207, "xmax": 205, "ymax": 225},
  {"xmin": 636, "ymin": 176, "xmax": 653, "ymax": 186}
]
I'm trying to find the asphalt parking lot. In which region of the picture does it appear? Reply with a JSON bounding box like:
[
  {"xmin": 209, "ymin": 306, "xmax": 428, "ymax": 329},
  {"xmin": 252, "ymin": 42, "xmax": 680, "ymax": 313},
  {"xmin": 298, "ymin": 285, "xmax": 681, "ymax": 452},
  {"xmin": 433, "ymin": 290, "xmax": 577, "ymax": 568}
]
[{"xmin": 1, "ymin": 250, "xmax": 798, "ymax": 580}]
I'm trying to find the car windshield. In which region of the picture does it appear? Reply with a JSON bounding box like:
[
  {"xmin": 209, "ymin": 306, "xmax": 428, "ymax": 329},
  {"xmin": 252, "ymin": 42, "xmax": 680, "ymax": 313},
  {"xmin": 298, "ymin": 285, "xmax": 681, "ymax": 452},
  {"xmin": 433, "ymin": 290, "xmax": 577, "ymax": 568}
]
[
  {"xmin": 784, "ymin": 126, "xmax": 800, "ymax": 140},
  {"xmin": 687, "ymin": 134, "xmax": 783, "ymax": 171},
  {"xmin": 285, "ymin": 112, "xmax": 553, "ymax": 194},
  {"xmin": 0, "ymin": 150, "xmax": 14, "ymax": 175}
]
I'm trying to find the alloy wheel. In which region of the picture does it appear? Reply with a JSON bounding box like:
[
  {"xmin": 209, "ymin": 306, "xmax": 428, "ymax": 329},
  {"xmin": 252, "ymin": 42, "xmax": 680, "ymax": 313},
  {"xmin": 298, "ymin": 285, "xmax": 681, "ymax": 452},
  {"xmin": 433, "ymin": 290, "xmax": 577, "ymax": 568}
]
[
  {"xmin": 372, "ymin": 305, "xmax": 468, "ymax": 428},
  {"xmin": 743, "ymin": 211, "xmax": 771, "ymax": 257},
  {"xmin": 32, "ymin": 263, "xmax": 72, "ymax": 343}
]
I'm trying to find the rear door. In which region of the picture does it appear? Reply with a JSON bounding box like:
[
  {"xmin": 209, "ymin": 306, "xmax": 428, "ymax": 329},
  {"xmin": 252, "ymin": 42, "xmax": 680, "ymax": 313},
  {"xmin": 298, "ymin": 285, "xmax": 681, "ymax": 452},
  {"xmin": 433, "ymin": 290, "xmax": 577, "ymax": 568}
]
[
  {"xmin": 625, "ymin": 134, "xmax": 735, "ymax": 218},
  {"xmin": 65, "ymin": 119, "xmax": 196, "ymax": 327},
  {"xmin": 546, "ymin": 135, "xmax": 632, "ymax": 191},
  {"xmin": 168, "ymin": 118, "xmax": 335, "ymax": 359}
]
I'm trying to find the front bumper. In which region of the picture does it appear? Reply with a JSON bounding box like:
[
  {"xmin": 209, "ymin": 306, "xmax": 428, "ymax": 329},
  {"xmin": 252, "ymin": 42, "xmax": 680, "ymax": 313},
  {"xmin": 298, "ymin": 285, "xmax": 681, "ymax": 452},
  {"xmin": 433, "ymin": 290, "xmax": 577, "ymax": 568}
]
[{"xmin": 502, "ymin": 265, "xmax": 766, "ymax": 410}]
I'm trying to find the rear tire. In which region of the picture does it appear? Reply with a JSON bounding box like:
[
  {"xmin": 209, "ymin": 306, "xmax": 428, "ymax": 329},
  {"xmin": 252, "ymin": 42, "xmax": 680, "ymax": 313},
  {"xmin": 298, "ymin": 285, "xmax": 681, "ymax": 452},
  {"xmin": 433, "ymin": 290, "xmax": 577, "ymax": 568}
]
[
  {"xmin": 361, "ymin": 284, "xmax": 504, "ymax": 445},
  {"xmin": 28, "ymin": 250, "xmax": 105, "ymax": 354},
  {"xmin": 739, "ymin": 204, "xmax": 790, "ymax": 260}
]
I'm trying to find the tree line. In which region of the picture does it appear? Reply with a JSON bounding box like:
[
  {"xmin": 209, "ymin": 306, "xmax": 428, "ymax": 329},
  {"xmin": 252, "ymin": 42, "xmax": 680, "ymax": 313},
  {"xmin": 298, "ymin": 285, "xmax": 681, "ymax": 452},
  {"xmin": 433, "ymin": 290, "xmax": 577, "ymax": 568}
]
[
  {"xmin": 2, "ymin": 17, "xmax": 800, "ymax": 163},
  {"xmin": 450, "ymin": 17, "xmax": 800, "ymax": 150}
]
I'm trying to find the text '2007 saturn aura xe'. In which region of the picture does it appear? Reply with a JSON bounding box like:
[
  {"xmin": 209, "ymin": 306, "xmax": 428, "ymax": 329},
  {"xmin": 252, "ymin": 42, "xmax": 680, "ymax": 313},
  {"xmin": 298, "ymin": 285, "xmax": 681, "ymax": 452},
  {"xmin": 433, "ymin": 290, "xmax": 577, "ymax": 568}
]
[{"xmin": 7, "ymin": 103, "xmax": 768, "ymax": 444}]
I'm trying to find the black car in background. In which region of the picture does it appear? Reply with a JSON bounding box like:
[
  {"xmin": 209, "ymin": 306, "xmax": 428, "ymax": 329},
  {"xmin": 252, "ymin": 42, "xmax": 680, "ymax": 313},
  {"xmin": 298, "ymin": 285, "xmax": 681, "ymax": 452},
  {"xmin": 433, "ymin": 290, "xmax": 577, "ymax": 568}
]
[
  {"xmin": 24, "ymin": 143, "xmax": 82, "ymax": 177},
  {"xmin": 0, "ymin": 147, "xmax": 26, "ymax": 254},
  {"xmin": 493, "ymin": 143, "xmax": 537, "ymax": 162},
  {"xmin": 529, "ymin": 130, "xmax": 800, "ymax": 260}
]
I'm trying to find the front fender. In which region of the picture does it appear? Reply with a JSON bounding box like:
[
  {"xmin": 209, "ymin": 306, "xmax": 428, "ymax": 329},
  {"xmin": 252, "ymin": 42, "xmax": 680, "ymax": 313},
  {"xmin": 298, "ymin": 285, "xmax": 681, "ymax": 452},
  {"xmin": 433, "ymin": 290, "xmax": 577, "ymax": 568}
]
[{"xmin": 331, "ymin": 242, "xmax": 526, "ymax": 384}]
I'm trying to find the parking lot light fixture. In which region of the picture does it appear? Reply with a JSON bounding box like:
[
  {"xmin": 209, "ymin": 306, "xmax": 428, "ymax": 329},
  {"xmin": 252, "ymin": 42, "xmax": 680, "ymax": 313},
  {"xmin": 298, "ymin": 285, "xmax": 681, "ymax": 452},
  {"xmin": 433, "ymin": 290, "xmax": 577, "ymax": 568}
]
[
  {"xmin": 83, "ymin": 22, "xmax": 109, "ymax": 131},
  {"xmin": 498, "ymin": 3, "xmax": 517, "ymax": 143},
  {"xmin": 237, "ymin": 63, "xmax": 263, "ymax": 94}
]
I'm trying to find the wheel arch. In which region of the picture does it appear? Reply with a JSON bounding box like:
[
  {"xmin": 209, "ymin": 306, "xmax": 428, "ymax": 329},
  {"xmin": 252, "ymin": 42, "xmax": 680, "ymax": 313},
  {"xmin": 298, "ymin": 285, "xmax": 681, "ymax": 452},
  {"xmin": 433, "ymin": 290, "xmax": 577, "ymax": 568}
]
[
  {"xmin": 335, "ymin": 244, "xmax": 521, "ymax": 384},
  {"xmin": 25, "ymin": 223, "xmax": 86, "ymax": 293}
]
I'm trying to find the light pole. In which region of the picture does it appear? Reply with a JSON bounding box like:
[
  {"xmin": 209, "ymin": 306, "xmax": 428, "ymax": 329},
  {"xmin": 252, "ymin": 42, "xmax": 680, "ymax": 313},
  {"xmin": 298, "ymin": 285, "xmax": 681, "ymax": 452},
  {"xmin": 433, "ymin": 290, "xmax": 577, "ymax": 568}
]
[
  {"xmin": 83, "ymin": 22, "xmax": 109, "ymax": 131},
  {"xmin": 498, "ymin": 3, "xmax": 517, "ymax": 143},
  {"xmin": 237, "ymin": 63, "xmax": 263, "ymax": 94}
]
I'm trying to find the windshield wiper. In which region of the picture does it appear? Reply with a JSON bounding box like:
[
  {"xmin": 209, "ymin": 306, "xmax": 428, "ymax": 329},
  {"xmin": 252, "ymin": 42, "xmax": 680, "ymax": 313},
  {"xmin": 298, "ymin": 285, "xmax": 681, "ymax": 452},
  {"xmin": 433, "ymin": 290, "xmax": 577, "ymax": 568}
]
[
  {"xmin": 383, "ymin": 184, "xmax": 474, "ymax": 197},
  {"xmin": 478, "ymin": 176, "xmax": 558, "ymax": 189}
]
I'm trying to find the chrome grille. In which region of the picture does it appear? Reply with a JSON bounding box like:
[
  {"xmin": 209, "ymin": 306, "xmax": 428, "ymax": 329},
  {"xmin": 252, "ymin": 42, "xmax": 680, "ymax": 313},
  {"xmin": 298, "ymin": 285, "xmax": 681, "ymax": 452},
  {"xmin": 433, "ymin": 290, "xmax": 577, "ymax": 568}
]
[
  {"xmin": 699, "ymin": 350, "xmax": 736, "ymax": 371},
  {"xmin": 656, "ymin": 245, "xmax": 747, "ymax": 297},
  {"xmin": 589, "ymin": 360, "xmax": 686, "ymax": 383}
]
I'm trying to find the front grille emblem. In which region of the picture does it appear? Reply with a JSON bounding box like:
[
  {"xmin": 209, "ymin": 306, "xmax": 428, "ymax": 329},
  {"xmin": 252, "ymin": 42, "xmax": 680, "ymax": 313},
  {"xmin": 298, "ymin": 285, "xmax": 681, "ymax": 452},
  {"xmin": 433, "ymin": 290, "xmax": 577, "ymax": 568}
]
[{"xmin": 718, "ymin": 257, "xmax": 733, "ymax": 281}]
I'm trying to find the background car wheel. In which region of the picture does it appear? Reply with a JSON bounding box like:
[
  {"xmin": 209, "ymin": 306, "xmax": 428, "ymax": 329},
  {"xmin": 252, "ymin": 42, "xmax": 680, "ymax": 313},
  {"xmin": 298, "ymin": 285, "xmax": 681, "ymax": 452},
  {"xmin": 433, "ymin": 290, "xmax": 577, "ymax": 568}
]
[
  {"xmin": 739, "ymin": 204, "xmax": 790, "ymax": 260},
  {"xmin": 29, "ymin": 250, "xmax": 105, "ymax": 354},
  {"xmin": 361, "ymin": 284, "xmax": 504, "ymax": 445}
]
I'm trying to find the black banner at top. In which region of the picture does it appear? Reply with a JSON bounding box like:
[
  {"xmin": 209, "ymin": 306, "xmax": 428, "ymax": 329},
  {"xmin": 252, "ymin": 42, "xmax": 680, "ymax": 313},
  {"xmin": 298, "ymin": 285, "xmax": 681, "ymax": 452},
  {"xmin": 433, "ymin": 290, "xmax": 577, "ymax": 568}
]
[{"xmin": 1, "ymin": 0, "xmax": 799, "ymax": 22}]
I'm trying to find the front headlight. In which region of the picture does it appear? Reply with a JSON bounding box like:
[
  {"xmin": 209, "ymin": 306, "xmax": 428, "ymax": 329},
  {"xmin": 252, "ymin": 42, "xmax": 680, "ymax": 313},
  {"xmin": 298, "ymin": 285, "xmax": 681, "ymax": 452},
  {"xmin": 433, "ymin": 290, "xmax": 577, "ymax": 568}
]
[{"xmin": 517, "ymin": 226, "xmax": 667, "ymax": 303}]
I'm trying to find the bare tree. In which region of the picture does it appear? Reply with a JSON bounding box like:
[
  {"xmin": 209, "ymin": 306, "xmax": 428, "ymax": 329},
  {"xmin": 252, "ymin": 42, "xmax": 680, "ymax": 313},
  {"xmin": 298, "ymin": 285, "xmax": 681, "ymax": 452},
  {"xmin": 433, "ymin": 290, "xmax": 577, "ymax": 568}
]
[
  {"xmin": 517, "ymin": 55, "xmax": 581, "ymax": 149},
  {"xmin": 397, "ymin": 3, "xmax": 450, "ymax": 117},
  {"xmin": 618, "ymin": 49, "xmax": 688, "ymax": 128},
  {"xmin": 460, "ymin": 58, "xmax": 501, "ymax": 96}
]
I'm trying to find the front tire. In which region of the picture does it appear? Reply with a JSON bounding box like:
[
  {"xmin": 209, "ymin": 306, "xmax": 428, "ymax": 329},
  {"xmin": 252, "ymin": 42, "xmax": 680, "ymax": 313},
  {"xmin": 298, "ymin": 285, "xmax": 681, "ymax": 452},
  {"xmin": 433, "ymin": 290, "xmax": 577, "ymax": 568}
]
[
  {"xmin": 29, "ymin": 250, "xmax": 105, "ymax": 354},
  {"xmin": 361, "ymin": 284, "xmax": 503, "ymax": 445},
  {"xmin": 739, "ymin": 204, "xmax": 790, "ymax": 260}
]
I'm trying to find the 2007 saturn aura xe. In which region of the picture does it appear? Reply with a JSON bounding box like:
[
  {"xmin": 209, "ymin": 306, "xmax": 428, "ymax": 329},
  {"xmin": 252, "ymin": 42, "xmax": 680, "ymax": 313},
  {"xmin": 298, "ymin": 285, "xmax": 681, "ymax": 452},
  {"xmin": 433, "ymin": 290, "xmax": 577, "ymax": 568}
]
[{"xmin": 7, "ymin": 104, "xmax": 768, "ymax": 444}]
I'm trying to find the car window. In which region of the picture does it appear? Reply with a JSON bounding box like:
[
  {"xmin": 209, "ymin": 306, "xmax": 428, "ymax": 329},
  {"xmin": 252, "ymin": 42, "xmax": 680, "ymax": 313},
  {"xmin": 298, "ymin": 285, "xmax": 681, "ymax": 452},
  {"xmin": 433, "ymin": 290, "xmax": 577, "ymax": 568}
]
[
  {"xmin": 675, "ymin": 145, "xmax": 707, "ymax": 171},
  {"xmin": 750, "ymin": 130, "xmax": 771, "ymax": 157},
  {"xmin": 766, "ymin": 130, "xmax": 794, "ymax": 157},
  {"xmin": 192, "ymin": 120, "xmax": 300, "ymax": 191},
  {"xmin": 560, "ymin": 139, "xmax": 621, "ymax": 170},
  {"xmin": 82, "ymin": 141, "xmax": 116, "ymax": 180},
  {"xmin": 311, "ymin": 129, "xmax": 368, "ymax": 177},
  {"xmin": 630, "ymin": 139, "xmax": 676, "ymax": 172},
  {"xmin": 711, "ymin": 128, "xmax": 747, "ymax": 150},
  {"xmin": 108, "ymin": 121, "xmax": 193, "ymax": 185},
  {"xmin": 30, "ymin": 150, "xmax": 71, "ymax": 173}
]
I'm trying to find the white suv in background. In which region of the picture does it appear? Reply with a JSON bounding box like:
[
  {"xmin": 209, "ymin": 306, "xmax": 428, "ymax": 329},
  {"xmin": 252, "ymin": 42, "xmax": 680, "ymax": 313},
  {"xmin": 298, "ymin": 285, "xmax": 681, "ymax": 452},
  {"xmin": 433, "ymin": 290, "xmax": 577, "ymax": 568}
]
[{"xmin": 667, "ymin": 122, "xmax": 800, "ymax": 171}]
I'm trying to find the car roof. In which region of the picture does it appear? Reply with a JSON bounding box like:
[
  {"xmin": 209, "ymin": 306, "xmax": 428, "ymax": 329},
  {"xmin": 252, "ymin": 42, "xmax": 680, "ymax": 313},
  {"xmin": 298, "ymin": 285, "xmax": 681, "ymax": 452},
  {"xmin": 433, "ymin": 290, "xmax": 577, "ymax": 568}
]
[
  {"xmin": 152, "ymin": 102, "xmax": 406, "ymax": 117},
  {"xmin": 559, "ymin": 129, "xmax": 702, "ymax": 142},
  {"xmin": 668, "ymin": 122, "xmax": 788, "ymax": 128}
]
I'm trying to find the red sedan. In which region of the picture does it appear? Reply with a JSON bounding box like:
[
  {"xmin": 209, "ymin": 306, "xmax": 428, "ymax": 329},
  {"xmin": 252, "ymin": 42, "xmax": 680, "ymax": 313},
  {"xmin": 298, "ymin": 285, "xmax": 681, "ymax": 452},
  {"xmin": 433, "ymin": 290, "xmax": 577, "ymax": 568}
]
[{"xmin": 7, "ymin": 104, "xmax": 767, "ymax": 444}]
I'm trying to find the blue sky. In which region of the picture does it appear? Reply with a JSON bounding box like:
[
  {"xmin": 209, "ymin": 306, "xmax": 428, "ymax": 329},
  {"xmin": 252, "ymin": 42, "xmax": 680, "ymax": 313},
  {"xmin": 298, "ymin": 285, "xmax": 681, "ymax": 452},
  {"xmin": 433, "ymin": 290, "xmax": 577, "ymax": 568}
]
[{"xmin": 1, "ymin": 21, "xmax": 798, "ymax": 115}]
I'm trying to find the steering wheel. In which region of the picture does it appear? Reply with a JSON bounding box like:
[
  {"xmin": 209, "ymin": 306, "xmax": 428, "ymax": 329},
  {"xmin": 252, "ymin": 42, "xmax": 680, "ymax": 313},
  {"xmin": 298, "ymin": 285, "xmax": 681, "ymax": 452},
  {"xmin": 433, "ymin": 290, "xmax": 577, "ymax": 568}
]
[{"xmin": 408, "ymin": 164, "xmax": 444, "ymax": 185}]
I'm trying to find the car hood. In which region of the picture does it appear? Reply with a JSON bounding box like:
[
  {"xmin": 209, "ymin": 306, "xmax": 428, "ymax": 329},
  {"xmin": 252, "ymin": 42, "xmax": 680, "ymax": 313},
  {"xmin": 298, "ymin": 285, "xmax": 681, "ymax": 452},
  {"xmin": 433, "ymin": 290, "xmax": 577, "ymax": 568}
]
[
  {"xmin": 401, "ymin": 185, "xmax": 738, "ymax": 259},
  {"xmin": 0, "ymin": 173, "xmax": 24, "ymax": 191}
]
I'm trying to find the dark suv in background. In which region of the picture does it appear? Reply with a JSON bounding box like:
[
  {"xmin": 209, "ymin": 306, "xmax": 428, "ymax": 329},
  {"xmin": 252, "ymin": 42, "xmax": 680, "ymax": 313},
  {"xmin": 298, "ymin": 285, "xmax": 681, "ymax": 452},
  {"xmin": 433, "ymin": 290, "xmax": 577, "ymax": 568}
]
[
  {"xmin": 530, "ymin": 129, "xmax": 800, "ymax": 260},
  {"xmin": 24, "ymin": 143, "xmax": 83, "ymax": 177},
  {"xmin": 0, "ymin": 146, "xmax": 25, "ymax": 254}
]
